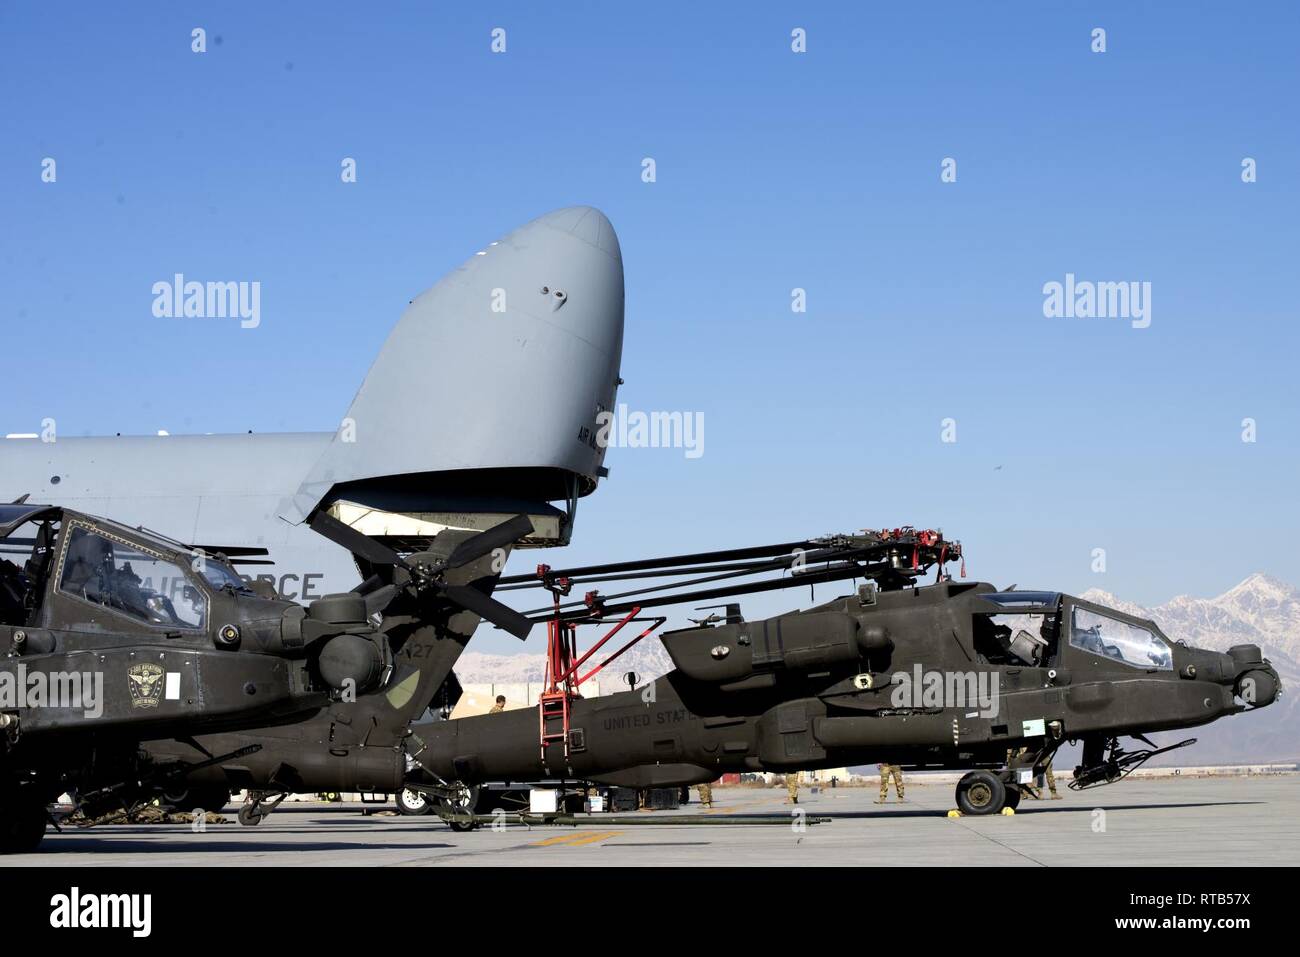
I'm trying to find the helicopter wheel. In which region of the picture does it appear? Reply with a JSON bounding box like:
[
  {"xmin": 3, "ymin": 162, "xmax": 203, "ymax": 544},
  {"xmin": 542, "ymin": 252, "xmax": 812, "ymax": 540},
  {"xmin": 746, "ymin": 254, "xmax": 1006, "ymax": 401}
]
[
  {"xmin": 237, "ymin": 804, "xmax": 264, "ymax": 827},
  {"xmin": 955, "ymin": 770, "xmax": 1006, "ymax": 816},
  {"xmin": 0, "ymin": 785, "xmax": 48, "ymax": 853},
  {"xmin": 396, "ymin": 788, "xmax": 433, "ymax": 816},
  {"xmin": 439, "ymin": 783, "xmax": 480, "ymax": 832}
]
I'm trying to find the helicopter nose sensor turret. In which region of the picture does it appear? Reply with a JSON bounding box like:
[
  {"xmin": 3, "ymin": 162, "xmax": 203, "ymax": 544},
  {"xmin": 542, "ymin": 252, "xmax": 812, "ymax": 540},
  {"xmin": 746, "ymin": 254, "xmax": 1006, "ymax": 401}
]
[{"xmin": 1226, "ymin": 645, "xmax": 1281, "ymax": 707}]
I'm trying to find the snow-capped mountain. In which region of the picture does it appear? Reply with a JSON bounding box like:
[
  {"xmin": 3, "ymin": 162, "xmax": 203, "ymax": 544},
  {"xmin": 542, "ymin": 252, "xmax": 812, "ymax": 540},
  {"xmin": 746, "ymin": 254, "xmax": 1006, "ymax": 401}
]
[{"xmin": 1082, "ymin": 572, "xmax": 1300, "ymax": 667}]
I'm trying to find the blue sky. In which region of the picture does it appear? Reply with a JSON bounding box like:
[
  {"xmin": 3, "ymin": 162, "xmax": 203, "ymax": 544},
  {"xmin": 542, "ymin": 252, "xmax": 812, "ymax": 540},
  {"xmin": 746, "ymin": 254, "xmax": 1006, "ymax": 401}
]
[{"xmin": 2, "ymin": 2, "xmax": 1297, "ymax": 648}]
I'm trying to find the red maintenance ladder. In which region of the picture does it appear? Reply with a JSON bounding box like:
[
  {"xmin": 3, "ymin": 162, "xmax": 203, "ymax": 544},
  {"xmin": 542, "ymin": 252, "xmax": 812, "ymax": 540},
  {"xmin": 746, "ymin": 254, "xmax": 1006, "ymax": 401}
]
[{"xmin": 535, "ymin": 565, "xmax": 665, "ymax": 764}]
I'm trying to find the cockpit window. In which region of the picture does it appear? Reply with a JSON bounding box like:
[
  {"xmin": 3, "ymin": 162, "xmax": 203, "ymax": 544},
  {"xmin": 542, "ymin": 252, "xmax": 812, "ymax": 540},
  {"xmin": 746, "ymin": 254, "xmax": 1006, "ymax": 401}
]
[
  {"xmin": 59, "ymin": 525, "xmax": 207, "ymax": 629},
  {"xmin": 1069, "ymin": 607, "xmax": 1171, "ymax": 670},
  {"xmin": 973, "ymin": 611, "xmax": 1058, "ymax": 666},
  {"xmin": 194, "ymin": 555, "xmax": 251, "ymax": 593}
]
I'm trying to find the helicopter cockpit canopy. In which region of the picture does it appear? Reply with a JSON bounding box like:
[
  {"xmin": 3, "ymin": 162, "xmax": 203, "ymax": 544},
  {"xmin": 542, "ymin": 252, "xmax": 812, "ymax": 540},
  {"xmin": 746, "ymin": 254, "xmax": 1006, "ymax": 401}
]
[
  {"xmin": 57, "ymin": 522, "xmax": 208, "ymax": 630},
  {"xmin": 972, "ymin": 591, "xmax": 1062, "ymax": 666},
  {"xmin": 1069, "ymin": 605, "xmax": 1173, "ymax": 670},
  {"xmin": 0, "ymin": 505, "xmax": 248, "ymax": 632}
]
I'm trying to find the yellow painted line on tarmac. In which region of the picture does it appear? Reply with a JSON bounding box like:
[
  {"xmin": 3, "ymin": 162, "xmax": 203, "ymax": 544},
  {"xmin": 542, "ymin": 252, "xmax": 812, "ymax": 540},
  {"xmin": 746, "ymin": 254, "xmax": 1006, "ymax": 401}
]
[
  {"xmin": 559, "ymin": 830, "xmax": 623, "ymax": 847},
  {"xmin": 529, "ymin": 830, "xmax": 623, "ymax": 847},
  {"xmin": 701, "ymin": 800, "xmax": 767, "ymax": 816}
]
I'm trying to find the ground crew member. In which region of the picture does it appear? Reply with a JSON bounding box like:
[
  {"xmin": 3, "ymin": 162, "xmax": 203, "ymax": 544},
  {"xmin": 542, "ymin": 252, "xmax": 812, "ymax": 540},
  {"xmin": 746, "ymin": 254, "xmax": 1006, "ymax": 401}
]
[
  {"xmin": 1043, "ymin": 754, "xmax": 1061, "ymax": 799},
  {"xmin": 488, "ymin": 695, "xmax": 506, "ymax": 714},
  {"xmin": 1007, "ymin": 747, "xmax": 1038, "ymax": 798},
  {"xmin": 1007, "ymin": 747, "xmax": 1060, "ymax": 799},
  {"xmin": 876, "ymin": 763, "xmax": 905, "ymax": 803},
  {"xmin": 697, "ymin": 781, "xmax": 714, "ymax": 809},
  {"xmin": 786, "ymin": 771, "xmax": 800, "ymax": 804}
]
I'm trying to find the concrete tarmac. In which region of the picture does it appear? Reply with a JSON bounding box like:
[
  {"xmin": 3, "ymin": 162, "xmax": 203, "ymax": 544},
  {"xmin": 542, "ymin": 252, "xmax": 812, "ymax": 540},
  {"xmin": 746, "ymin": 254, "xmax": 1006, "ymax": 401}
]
[{"xmin": 10, "ymin": 776, "xmax": 1298, "ymax": 866}]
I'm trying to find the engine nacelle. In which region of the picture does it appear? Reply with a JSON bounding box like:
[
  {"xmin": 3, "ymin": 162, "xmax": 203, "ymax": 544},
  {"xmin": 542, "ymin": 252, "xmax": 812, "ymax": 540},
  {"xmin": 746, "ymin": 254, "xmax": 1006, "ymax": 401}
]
[{"xmin": 661, "ymin": 611, "xmax": 887, "ymax": 685}]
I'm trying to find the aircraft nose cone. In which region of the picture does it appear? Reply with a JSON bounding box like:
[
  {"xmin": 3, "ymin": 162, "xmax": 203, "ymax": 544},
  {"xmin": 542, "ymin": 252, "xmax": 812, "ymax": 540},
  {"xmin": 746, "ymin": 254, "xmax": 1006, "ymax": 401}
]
[
  {"xmin": 531, "ymin": 205, "xmax": 623, "ymax": 266},
  {"xmin": 280, "ymin": 206, "xmax": 626, "ymax": 524},
  {"xmin": 488, "ymin": 205, "xmax": 625, "ymax": 355}
]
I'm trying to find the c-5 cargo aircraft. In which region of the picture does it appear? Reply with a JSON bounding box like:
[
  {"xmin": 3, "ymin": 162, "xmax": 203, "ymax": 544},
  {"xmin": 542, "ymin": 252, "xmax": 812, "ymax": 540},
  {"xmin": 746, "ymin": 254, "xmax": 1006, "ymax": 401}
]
[{"xmin": 1, "ymin": 206, "xmax": 626, "ymax": 599}]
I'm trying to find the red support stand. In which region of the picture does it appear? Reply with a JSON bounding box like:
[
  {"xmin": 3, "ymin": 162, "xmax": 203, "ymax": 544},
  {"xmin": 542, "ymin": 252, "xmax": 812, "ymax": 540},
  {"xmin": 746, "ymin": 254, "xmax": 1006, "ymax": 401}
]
[{"xmin": 534, "ymin": 565, "xmax": 665, "ymax": 764}]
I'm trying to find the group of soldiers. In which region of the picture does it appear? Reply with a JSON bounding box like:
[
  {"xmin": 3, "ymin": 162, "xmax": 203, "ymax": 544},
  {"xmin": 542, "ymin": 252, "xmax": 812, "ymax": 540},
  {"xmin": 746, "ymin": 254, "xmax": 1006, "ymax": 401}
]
[
  {"xmin": 694, "ymin": 762, "xmax": 908, "ymax": 807},
  {"xmin": 695, "ymin": 754, "xmax": 1060, "ymax": 807}
]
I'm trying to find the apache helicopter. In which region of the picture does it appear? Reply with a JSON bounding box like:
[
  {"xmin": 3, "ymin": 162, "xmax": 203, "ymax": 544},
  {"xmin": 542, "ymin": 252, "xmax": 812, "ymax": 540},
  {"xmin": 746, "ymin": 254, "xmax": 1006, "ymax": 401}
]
[
  {"xmin": 0, "ymin": 501, "xmax": 533, "ymax": 851},
  {"xmin": 406, "ymin": 528, "xmax": 1282, "ymax": 818}
]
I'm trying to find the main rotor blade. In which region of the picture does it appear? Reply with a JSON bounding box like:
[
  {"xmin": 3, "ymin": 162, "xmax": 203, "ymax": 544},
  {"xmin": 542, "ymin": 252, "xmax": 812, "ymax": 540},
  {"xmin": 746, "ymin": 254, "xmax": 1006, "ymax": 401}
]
[
  {"xmin": 310, "ymin": 512, "xmax": 407, "ymax": 567},
  {"xmin": 351, "ymin": 573, "xmax": 384, "ymax": 596},
  {"xmin": 444, "ymin": 514, "xmax": 535, "ymax": 570},
  {"xmin": 440, "ymin": 583, "xmax": 534, "ymax": 640}
]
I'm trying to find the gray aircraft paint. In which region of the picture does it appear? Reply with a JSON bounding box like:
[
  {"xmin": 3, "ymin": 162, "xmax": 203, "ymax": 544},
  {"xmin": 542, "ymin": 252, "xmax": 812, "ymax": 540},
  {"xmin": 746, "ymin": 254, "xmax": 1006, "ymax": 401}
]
[{"xmin": 0, "ymin": 207, "xmax": 625, "ymax": 597}]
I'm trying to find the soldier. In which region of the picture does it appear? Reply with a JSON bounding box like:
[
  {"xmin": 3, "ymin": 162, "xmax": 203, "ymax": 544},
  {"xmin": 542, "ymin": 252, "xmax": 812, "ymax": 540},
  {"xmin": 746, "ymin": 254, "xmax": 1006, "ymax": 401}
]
[
  {"xmin": 786, "ymin": 771, "xmax": 800, "ymax": 804},
  {"xmin": 1007, "ymin": 746, "xmax": 1037, "ymax": 798},
  {"xmin": 1007, "ymin": 747, "xmax": 1060, "ymax": 799},
  {"xmin": 488, "ymin": 694, "xmax": 506, "ymax": 714},
  {"xmin": 697, "ymin": 781, "xmax": 714, "ymax": 809},
  {"xmin": 1043, "ymin": 754, "xmax": 1061, "ymax": 799},
  {"xmin": 876, "ymin": 762, "xmax": 905, "ymax": 803}
]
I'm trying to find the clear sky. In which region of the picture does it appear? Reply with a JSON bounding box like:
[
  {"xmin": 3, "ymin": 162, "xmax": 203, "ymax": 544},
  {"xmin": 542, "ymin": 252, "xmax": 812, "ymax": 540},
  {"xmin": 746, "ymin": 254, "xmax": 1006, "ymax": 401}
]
[{"xmin": 2, "ymin": 2, "xmax": 1297, "ymax": 651}]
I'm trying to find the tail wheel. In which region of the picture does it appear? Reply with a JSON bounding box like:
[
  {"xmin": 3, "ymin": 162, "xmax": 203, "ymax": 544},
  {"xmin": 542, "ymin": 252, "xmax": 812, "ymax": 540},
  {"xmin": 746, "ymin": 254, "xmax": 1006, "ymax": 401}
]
[
  {"xmin": 439, "ymin": 783, "xmax": 480, "ymax": 832},
  {"xmin": 956, "ymin": 770, "xmax": 1006, "ymax": 816},
  {"xmin": 237, "ymin": 805, "xmax": 264, "ymax": 827},
  {"xmin": 396, "ymin": 788, "xmax": 432, "ymax": 816}
]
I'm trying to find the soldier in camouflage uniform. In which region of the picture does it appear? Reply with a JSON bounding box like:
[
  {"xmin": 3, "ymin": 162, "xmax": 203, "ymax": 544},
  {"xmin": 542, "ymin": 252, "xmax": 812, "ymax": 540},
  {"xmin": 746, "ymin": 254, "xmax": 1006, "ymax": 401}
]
[
  {"xmin": 876, "ymin": 763, "xmax": 905, "ymax": 803},
  {"xmin": 1043, "ymin": 754, "xmax": 1060, "ymax": 798},
  {"xmin": 786, "ymin": 771, "xmax": 800, "ymax": 804},
  {"xmin": 1007, "ymin": 747, "xmax": 1060, "ymax": 799},
  {"xmin": 696, "ymin": 781, "xmax": 714, "ymax": 809},
  {"xmin": 488, "ymin": 695, "xmax": 506, "ymax": 714}
]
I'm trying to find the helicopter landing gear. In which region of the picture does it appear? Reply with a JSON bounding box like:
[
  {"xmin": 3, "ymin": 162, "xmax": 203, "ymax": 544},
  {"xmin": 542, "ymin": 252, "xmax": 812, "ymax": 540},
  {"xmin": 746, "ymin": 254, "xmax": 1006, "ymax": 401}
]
[
  {"xmin": 237, "ymin": 790, "xmax": 287, "ymax": 826},
  {"xmin": 955, "ymin": 770, "xmax": 1006, "ymax": 816},
  {"xmin": 439, "ymin": 782, "xmax": 481, "ymax": 832},
  {"xmin": 396, "ymin": 788, "xmax": 433, "ymax": 816}
]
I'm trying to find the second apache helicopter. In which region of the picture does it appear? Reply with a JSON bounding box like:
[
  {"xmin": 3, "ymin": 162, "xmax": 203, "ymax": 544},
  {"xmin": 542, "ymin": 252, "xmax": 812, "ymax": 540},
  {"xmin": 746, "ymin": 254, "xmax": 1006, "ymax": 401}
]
[
  {"xmin": 406, "ymin": 528, "xmax": 1282, "ymax": 817},
  {"xmin": 0, "ymin": 501, "xmax": 533, "ymax": 851}
]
